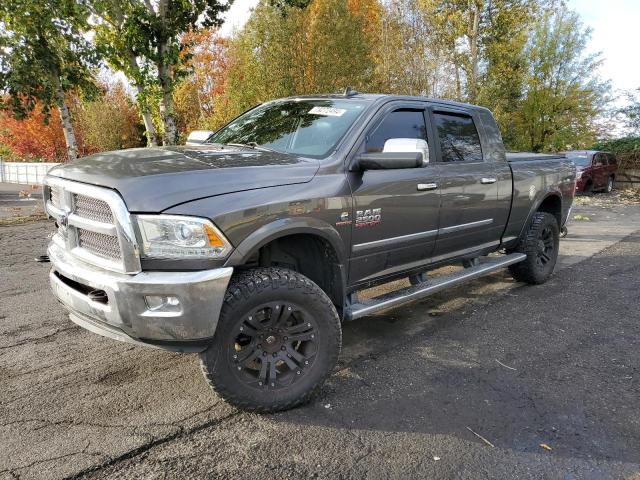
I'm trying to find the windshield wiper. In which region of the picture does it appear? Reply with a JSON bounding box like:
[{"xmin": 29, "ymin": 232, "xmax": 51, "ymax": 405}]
[{"xmin": 224, "ymin": 142, "xmax": 275, "ymax": 152}]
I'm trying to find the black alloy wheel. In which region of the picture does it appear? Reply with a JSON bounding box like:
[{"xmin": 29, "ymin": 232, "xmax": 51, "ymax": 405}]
[{"xmin": 230, "ymin": 302, "xmax": 318, "ymax": 390}]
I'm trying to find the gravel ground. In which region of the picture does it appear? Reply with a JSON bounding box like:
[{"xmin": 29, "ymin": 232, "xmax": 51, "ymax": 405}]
[{"xmin": 0, "ymin": 201, "xmax": 639, "ymax": 480}]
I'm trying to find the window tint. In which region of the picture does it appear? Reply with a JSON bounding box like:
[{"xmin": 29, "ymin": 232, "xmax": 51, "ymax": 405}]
[
  {"xmin": 366, "ymin": 109, "xmax": 427, "ymax": 153},
  {"xmin": 608, "ymin": 154, "xmax": 617, "ymax": 165},
  {"xmin": 593, "ymin": 153, "xmax": 605, "ymax": 166},
  {"xmin": 434, "ymin": 112, "xmax": 483, "ymax": 162}
]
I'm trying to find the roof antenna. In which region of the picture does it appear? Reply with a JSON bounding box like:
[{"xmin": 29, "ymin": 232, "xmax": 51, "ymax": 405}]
[{"xmin": 343, "ymin": 86, "xmax": 358, "ymax": 97}]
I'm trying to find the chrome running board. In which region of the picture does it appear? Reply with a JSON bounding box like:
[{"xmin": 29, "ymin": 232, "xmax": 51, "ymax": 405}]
[{"xmin": 345, "ymin": 253, "xmax": 527, "ymax": 321}]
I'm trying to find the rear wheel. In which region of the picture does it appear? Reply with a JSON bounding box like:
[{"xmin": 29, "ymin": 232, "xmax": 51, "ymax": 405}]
[
  {"xmin": 199, "ymin": 268, "xmax": 341, "ymax": 413},
  {"xmin": 508, "ymin": 212, "xmax": 559, "ymax": 285},
  {"xmin": 605, "ymin": 176, "xmax": 614, "ymax": 193}
]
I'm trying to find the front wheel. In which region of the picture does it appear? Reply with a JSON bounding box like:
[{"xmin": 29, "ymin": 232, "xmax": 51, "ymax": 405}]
[
  {"xmin": 199, "ymin": 268, "xmax": 342, "ymax": 413},
  {"xmin": 508, "ymin": 212, "xmax": 559, "ymax": 285}
]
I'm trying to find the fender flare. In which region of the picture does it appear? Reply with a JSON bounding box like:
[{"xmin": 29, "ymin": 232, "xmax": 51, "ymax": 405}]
[
  {"xmin": 223, "ymin": 216, "xmax": 347, "ymax": 268},
  {"xmin": 517, "ymin": 189, "xmax": 563, "ymax": 241}
]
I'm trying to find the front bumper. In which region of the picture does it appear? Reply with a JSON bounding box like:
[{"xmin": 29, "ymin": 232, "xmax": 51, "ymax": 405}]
[{"xmin": 48, "ymin": 241, "xmax": 233, "ymax": 352}]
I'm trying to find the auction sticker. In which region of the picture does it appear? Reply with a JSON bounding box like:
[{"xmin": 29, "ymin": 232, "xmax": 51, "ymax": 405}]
[{"xmin": 309, "ymin": 106, "xmax": 346, "ymax": 117}]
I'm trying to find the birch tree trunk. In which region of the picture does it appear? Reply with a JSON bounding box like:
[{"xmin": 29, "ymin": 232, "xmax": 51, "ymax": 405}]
[
  {"xmin": 156, "ymin": 0, "xmax": 177, "ymax": 146},
  {"xmin": 466, "ymin": 0, "xmax": 481, "ymax": 103},
  {"xmin": 129, "ymin": 56, "xmax": 158, "ymax": 147},
  {"xmin": 54, "ymin": 78, "xmax": 78, "ymax": 161}
]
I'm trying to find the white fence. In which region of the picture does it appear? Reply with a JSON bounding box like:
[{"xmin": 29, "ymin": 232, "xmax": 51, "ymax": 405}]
[{"xmin": 0, "ymin": 161, "xmax": 60, "ymax": 185}]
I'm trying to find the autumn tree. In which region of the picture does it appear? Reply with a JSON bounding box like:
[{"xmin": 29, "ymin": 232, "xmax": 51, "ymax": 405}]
[
  {"xmin": 78, "ymin": 81, "xmax": 144, "ymax": 152},
  {"xmin": 0, "ymin": 105, "xmax": 68, "ymax": 161},
  {"xmin": 0, "ymin": 0, "xmax": 99, "ymax": 161},
  {"xmin": 90, "ymin": 0, "xmax": 231, "ymax": 146},
  {"xmin": 174, "ymin": 29, "xmax": 228, "ymax": 135}
]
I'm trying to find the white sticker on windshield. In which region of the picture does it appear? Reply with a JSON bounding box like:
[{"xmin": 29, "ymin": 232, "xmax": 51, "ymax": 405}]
[{"xmin": 309, "ymin": 106, "xmax": 346, "ymax": 117}]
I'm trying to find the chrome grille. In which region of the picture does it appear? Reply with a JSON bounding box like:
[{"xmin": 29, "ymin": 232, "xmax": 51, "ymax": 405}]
[
  {"xmin": 50, "ymin": 186, "xmax": 63, "ymax": 209},
  {"xmin": 78, "ymin": 229, "xmax": 122, "ymax": 260},
  {"xmin": 74, "ymin": 194, "xmax": 114, "ymax": 224},
  {"xmin": 44, "ymin": 177, "xmax": 141, "ymax": 273}
]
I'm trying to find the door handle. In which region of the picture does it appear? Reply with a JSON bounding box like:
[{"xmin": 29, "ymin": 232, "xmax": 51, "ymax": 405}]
[
  {"xmin": 480, "ymin": 177, "xmax": 497, "ymax": 184},
  {"xmin": 417, "ymin": 183, "xmax": 438, "ymax": 191}
]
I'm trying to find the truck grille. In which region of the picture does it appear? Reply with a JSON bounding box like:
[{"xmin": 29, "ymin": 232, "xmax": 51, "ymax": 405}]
[
  {"xmin": 50, "ymin": 186, "xmax": 63, "ymax": 209},
  {"xmin": 44, "ymin": 178, "xmax": 140, "ymax": 273},
  {"xmin": 78, "ymin": 229, "xmax": 122, "ymax": 260},
  {"xmin": 74, "ymin": 194, "xmax": 114, "ymax": 224}
]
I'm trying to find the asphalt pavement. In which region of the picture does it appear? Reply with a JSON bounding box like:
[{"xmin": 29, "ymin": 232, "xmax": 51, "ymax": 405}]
[{"xmin": 0, "ymin": 199, "xmax": 639, "ymax": 480}]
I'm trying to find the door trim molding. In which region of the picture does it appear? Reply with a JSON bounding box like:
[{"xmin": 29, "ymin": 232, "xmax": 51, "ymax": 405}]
[
  {"xmin": 439, "ymin": 218, "xmax": 493, "ymax": 234},
  {"xmin": 352, "ymin": 229, "xmax": 438, "ymax": 254}
]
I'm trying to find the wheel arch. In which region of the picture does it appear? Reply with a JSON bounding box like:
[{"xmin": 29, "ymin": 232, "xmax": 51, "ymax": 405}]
[{"xmin": 224, "ymin": 218, "xmax": 347, "ymax": 313}]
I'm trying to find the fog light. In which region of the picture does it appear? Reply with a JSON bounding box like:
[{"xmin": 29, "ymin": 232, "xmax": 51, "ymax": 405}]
[{"xmin": 145, "ymin": 295, "xmax": 181, "ymax": 313}]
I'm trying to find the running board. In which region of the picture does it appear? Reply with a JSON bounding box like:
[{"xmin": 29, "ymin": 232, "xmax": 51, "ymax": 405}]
[{"xmin": 345, "ymin": 253, "xmax": 527, "ymax": 321}]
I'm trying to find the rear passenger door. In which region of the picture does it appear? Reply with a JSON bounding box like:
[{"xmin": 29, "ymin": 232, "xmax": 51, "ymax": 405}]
[{"xmin": 430, "ymin": 108, "xmax": 502, "ymax": 262}]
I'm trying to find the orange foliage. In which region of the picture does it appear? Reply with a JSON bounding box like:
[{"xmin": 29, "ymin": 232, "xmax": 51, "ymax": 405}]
[{"xmin": 0, "ymin": 105, "xmax": 69, "ymax": 162}]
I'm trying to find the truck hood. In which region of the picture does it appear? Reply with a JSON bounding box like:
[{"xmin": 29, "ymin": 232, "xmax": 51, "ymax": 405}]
[{"xmin": 47, "ymin": 145, "xmax": 320, "ymax": 212}]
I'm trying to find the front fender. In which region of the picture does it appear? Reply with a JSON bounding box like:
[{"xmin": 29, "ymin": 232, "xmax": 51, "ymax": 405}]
[{"xmin": 223, "ymin": 216, "xmax": 347, "ymax": 267}]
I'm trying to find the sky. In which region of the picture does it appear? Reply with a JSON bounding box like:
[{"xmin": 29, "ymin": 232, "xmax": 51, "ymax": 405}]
[{"xmin": 219, "ymin": 0, "xmax": 640, "ymax": 97}]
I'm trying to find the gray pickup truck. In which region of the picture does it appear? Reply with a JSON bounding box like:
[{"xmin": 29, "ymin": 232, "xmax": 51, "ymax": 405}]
[{"xmin": 44, "ymin": 92, "xmax": 575, "ymax": 412}]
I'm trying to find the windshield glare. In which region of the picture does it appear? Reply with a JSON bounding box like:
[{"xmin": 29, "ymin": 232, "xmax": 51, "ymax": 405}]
[
  {"xmin": 566, "ymin": 154, "xmax": 590, "ymax": 166},
  {"xmin": 207, "ymin": 99, "xmax": 367, "ymax": 158}
]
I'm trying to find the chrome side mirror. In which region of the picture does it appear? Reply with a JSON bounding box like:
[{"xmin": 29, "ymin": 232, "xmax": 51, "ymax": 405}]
[
  {"xmin": 383, "ymin": 138, "xmax": 429, "ymax": 165},
  {"xmin": 186, "ymin": 130, "xmax": 214, "ymax": 146}
]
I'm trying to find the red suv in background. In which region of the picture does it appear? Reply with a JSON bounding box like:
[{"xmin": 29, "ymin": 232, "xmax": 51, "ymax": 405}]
[{"xmin": 566, "ymin": 150, "xmax": 618, "ymax": 194}]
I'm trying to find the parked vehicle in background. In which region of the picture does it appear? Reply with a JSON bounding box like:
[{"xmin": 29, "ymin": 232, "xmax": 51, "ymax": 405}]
[
  {"xmin": 567, "ymin": 150, "xmax": 618, "ymax": 194},
  {"xmin": 43, "ymin": 92, "xmax": 575, "ymax": 413}
]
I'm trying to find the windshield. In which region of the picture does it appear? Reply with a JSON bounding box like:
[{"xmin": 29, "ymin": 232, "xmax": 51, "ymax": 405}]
[
  {"xmin": 565, "ymin": 153, "xmax": 591, "ymax": 166},
  {"xmin": 207, "ymin": 99, "xmax": 367, "ymax": 158}
]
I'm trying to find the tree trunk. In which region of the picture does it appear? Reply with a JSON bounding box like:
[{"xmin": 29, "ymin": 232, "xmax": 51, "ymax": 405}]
[
  {"xmin": 467, "ymin": 0, "xmax": 481, "ymax": 103},
  {"xmin": 54, "ymin": 79, "xmax": 78, "ymax": 162},
  {"xmin": 128, "ymin": 53, "xmax": 158, "ymax": 146},
  {"xmin": 155, "ymin": 0, "xmax": 177, "ymax": 146}
]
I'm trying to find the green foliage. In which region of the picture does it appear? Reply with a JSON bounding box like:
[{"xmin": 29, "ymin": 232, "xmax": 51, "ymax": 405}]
[
  {"xmin": 507, "ymin": 4, "xmax": 610, "ymax": 152},
  {"xmin": 592, "ymin": 137, "xmax": 640, "ymax": 154},
  {"xmin": 0, "ymin": 0, "xmax": 99, "ymax": 119}
]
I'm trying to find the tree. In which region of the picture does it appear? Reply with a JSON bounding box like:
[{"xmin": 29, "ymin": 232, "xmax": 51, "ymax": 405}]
[
  {"xmin": 0, "ymin": 104, "xmax": 68, "ymax": 161},
  {"xmin": 510, "ymin": 4, "xmax": 610, "ymax": 151},
  {"xmin": 90, "ymin": 0, "xmax": 231, "ymax": 146},
  {"xmin": 0, "ymin": 0, "xmax": 99, "ymax": 161},
  {"xmin": 78, "ymin": 81, "xmax": 145, "ymax": 152},
  {"xmin": 617, "ymin": 88, "xmax": 640, "ymax": 135},
  {"xmin": 174, "ymin": 29, "xmax": 228, "ymax": 136}
]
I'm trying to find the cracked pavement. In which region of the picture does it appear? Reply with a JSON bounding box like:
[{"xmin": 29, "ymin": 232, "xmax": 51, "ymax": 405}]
[{"xmin": 1, "ymin": 200, "xmax": 639, "ymax": 479}]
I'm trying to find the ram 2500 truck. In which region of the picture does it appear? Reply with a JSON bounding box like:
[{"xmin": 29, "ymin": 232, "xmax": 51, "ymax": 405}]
[{"xmin": 44, "ymin": 93, "xmax": 575, "ymax": 412}]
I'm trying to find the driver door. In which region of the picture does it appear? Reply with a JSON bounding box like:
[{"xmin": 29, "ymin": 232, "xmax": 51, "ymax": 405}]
[{"xmin": 347, "ymin": 103, "xmax": 441, "ymax": 286}]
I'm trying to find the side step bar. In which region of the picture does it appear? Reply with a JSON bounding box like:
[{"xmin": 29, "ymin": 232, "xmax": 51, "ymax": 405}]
[{"xmin": 345, "ymin": 253, "xmax": 527, "ymax": 321}]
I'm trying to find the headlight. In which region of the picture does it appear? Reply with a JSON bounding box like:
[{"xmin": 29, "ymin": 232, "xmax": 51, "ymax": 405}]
[{"xmin": 135, "ymin": 215, "xmax": 232, "ymax": 259}]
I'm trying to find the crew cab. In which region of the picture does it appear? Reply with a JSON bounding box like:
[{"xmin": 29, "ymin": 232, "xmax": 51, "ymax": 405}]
[{"xmin": 43, "ymin": 93, "xmax": 575, "ymax": 412}]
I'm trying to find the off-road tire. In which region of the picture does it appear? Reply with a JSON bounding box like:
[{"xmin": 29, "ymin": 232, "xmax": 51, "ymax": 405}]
[
  {"xmin": 508, "ymin": 212, "xmax": 559, "ymax": 285},
  {"xmin": 199, "ymin": 267, "xmax": 341, "ymax": 413}
]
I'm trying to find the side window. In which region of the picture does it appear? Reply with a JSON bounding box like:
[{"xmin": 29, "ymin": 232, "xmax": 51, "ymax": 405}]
[
  {"xmin": 434, "ymin": 112, "xmax": 483, "ymax": 162},
  {"xmin": 593, "ymin": 153, "xmax": 605, "ymax": 166},
  {"xmin": 608, "ymin": 154, "xmax": 617, "ymax": 165},
  {"xmin": 365, "ymin": 109, "xmax": 427, "ymax": 153}
]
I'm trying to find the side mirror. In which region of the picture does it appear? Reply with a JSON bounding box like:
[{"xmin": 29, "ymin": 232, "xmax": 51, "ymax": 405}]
[
  {"xmin": 186, "ymin": 130, "xmax": 214, "ymax": 146},
  {"xmin": 357, "ymin": 151, "xmax": 423, "ymax": 170},
  {"xmin": 383, "ymin": 138, "xmax": 429, "ymax": 165}
]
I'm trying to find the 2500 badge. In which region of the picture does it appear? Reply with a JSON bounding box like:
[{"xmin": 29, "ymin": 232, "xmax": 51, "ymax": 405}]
[{"xmin": 355, "ymin": 208, "xmax": 382, "ymax": 228}]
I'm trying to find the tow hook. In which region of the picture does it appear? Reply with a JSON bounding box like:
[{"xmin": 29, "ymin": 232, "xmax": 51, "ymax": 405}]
[{"xmin": 560, "ymin": 226, "xmax": 568, "ymax": 238}]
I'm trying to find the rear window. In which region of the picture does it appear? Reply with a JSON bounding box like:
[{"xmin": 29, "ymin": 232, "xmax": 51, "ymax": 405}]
[{"xmin": 434, "ymin": 112, "xmax": 483, "ymax": 162}]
